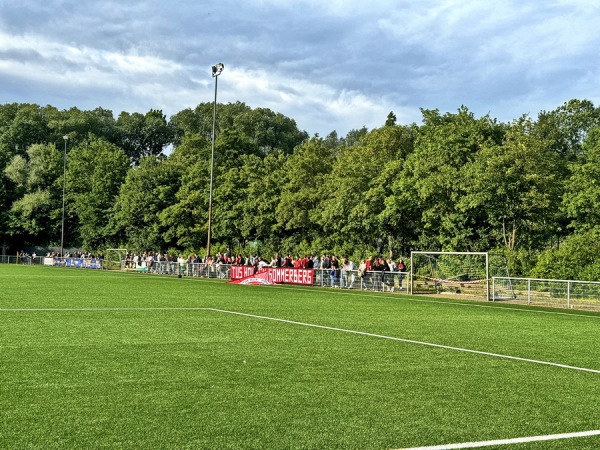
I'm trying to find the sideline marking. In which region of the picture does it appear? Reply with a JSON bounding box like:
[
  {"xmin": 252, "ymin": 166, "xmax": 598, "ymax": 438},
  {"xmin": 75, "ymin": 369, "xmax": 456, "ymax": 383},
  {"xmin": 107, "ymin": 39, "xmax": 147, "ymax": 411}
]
[
  {"xmin": 399, "ymin": 429, "xmax": 600, "ymax": 449},
  {"xmin": 205, "ymin": 308, "xmax": 600, "ymax": 374},
  {"xmin": 2, "ymin": 306, "xmax": 599, "ymax": 374},
  {"xmin": 0, "ymin": 307, "xmax": 210, "ymax": 312}
]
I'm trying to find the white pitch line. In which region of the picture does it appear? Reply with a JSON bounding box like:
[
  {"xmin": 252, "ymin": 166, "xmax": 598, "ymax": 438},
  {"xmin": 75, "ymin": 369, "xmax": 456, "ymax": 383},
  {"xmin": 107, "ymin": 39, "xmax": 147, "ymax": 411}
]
[
  {"xmin": 0, "ymin": 307, "xmax": 209, "ymax": 312},
  {"xmin": 205, "ymin": 308, "xmax": 600, "ymax": 374},
  {"xmin": 400, "ymin": 429, "xmax": 600, "ymax": 449},
  {"xmin": 3, "ymin": 306, "xmax": 599, "ymax": 374}
]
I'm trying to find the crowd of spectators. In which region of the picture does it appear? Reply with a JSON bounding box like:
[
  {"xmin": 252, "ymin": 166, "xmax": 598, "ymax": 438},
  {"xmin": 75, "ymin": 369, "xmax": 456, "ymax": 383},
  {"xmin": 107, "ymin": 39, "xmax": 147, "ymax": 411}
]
[
  {"xmin": 123, "ymin": 251, "xmax": 407, "ymax": 276},
  {"xmin": 117, "ymin": 250, "xmax": 410, "ymax": 291}
]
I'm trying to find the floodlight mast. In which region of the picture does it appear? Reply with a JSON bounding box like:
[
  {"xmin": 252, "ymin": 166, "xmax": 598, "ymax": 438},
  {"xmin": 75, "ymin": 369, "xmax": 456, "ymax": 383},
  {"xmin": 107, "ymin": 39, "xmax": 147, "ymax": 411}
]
[{"xmin": 206, "ymin": 63, "xmax": 224, "ymax": 260}]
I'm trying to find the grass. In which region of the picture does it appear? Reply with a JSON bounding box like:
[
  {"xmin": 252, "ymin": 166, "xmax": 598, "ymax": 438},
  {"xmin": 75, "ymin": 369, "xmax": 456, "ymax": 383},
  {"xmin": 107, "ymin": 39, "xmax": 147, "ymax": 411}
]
[{"xmin": 1, "ymin": 264, "xmax": 600, "ymax": 449}]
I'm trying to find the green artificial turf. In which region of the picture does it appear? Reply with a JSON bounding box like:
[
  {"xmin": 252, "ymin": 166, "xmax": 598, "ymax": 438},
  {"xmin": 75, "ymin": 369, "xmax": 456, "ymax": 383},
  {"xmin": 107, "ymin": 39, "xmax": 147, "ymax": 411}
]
[{"xmin": 1, "ymin": 265, "xmax": 599, "ymax": 449}]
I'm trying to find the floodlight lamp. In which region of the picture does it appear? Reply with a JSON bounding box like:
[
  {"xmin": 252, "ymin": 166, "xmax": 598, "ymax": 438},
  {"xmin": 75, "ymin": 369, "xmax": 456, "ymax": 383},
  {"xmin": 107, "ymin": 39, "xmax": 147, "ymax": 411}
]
[{"xmin": 212, "ymin": 63, "xmax": 224, "ymax": 77}]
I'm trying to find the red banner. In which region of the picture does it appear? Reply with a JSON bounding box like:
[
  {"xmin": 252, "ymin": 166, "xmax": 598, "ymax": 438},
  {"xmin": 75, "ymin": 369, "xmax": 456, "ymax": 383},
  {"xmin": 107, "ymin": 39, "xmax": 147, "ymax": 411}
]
[
  {"xmin": 229, "ymin": 269, "xmax": 274, "ymax": 285},
  {"xmin": 230, "ymin": 265, "xmax": 257, "ymax": 280},
  {"xmin": 271, "ymin": 268, "xmax": 314, "ymax": 285},
  {"xmin": 229, "ymin": 267, "xmax": 314, "ymax": 285}
]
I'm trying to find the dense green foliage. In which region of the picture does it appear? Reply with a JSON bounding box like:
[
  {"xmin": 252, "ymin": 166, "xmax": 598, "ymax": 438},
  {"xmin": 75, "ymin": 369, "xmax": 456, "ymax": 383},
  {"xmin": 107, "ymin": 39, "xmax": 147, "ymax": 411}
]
[
  {"xmin": 1, "ymin": 265, "xmax": 600, "ymax": 449},
  {"xmin": 3, "ymin": 99, "xmax": 600, "ymax": 279}
]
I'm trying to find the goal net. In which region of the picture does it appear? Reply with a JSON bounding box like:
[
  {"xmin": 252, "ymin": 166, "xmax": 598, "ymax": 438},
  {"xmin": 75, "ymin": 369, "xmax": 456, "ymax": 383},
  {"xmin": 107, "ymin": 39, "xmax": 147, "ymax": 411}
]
[
  {"xmin": 410, "ymin": 252, "xmax": 510, "ymax": 300},
  {"xmin": 104, "ymin": 248, "xmax": 128, "ymax": 270}
]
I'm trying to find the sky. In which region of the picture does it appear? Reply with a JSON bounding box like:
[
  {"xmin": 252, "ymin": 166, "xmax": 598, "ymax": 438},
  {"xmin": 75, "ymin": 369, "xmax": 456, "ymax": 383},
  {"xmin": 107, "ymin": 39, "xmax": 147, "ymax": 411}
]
[{"xmin": 1, "ymin": 0, "xmax": 599, "ymax": 138}]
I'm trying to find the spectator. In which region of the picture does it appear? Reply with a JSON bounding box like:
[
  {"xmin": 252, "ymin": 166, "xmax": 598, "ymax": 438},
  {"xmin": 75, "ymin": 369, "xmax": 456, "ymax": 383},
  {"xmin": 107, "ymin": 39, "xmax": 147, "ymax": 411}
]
[
  {"xmin": 398, "ymin": 259, "xmax": 407, "ymax": 289},
  {"xmin": 330, "ymin": 256, "xmax": 340, "ymax": 287},
  {"xmin": 387, "ymin": 258, "xmax": 397, "ymax": 272},
  {"xmin": 357, "ymin": 260, "xmax": 367, "ymax": 289},
  {"xmin": 341, "ymin": 257, "xmax": 355, "ymax": 288},
  {"xmin": 257, "ymin": 257, "xmax": 270, "ymax": 271}
]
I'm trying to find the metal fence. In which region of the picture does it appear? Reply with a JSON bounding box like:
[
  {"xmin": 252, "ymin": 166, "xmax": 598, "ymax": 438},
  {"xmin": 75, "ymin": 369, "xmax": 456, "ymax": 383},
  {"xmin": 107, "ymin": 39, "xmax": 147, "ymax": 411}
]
[
  {"xmin": 121, "ymin": 260, "xmax": 410, "ymax": 291},
  {"xmin": 0, "ymin": 255, "xmax": 103, "ymax": 268},
  {"xmin": 1, "ymin": 255, "xmax": 41, "ymax": 265},
  {"xmin": 492, "ymin": 276, "xmax": 600, "ymax": 310},
  {"xmin": 313, "ymin": 268, "xmax": 409, "ymax": 292},
  {"xmin": 121, "ymin": 261, "xmax": 232, "ymax": 279}
]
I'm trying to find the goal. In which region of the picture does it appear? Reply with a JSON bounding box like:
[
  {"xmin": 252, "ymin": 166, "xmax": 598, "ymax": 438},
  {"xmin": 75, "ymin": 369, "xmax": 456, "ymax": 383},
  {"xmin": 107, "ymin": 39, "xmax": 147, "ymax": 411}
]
[
  {"xmin": 410, "ymin": 252, "xmax": 510, "ymax": 300},
  {"xmin": 104, "ymin": 248, "xmax": 128, "ymax": 270}
]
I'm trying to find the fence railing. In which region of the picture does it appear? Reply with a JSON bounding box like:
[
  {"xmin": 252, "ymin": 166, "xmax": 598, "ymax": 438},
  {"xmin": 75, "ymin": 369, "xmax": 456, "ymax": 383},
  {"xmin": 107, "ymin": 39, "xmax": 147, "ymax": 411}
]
[
  {"xmin": 121, "ymin": 260, "xmax": 410, "ymax": 291},
  {"xmin": 121, "ymin": 260, "xmax": 232, "ymax": 279},
  {"xmin": 313, "ymin": 268, "xmax": 409, "ymax": 292},
  {"xmin": 0, "ymin": 255, "xmax": 103, "ymax": 268},
  {"xmin": 493, "ymin": 276, "xmax": 600, "ymax": 310},
  {"xmin": 1, "ymin": 255, "xmax": 43, "ymax": 265}
]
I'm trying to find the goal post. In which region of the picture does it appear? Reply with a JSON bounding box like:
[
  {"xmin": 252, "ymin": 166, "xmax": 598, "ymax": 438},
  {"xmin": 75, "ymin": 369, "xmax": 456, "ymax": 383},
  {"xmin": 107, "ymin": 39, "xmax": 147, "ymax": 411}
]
[{"xmin": 410, "ymin": 251, "xmax": 490, "ymax": 300}]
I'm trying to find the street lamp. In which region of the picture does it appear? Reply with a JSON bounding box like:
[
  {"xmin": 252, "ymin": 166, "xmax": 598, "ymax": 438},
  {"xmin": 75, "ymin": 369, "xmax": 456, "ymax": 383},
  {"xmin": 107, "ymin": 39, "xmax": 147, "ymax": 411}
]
[
  {"xmin": 60, "ymin": 135, "xmax": 69, "ymax": 258},
  {"xmin": 206, "ymin": 63, "xmax": 224, "ymax": 259}
]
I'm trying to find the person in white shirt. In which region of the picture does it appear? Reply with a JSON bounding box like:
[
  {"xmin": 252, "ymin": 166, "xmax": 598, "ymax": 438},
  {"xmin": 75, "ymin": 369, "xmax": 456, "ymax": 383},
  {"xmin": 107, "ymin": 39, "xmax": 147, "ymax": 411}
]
[{"xmin": 341, "ymin": 257, "xmax": 355, "ymax": 288}]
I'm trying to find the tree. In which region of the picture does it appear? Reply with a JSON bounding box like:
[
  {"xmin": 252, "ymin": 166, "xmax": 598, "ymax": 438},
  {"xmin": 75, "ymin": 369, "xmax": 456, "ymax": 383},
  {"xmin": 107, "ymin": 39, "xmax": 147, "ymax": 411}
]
[
  {"xmin": 563, "ymin": 127, "xmax": 600, "ymax": 232},
  {"xmin": 534, "ymin": 99, "xmax": 600, "ymax": 161},
  {"xmin": 66, "ymin": 136, "xmax": 129, "ymax": 249},
  {"xmin": 47, "ymin": 107, "xmax": 120, "ymax": 148},
  {"xmin": 340, "ymin": 127, "xmax": 369, "ymax": 148},
  {"xmin": 276, "ymin": 136, "xmax": 336, "ymax": 249},
  {"xmin": 3, "ymin": 143, "xmax": 63, "ymax": 246},
  {"xmin": 170, "ymin": 102, "xmax": 308, "ymax": 155},
  {"xmin": 385, "ymin": 111, "xmax": 397, "ymax": 127},
  {"xmin": 155, "ymin": 135, "xmax": 212, "ymax": 251},
  {"xmin": 0, "ymin": 104, "xmax": 51, "ymax": 157},
  {"xmin": 400, "ymin": 107, "xmax": 504, "ymax": 250},
  {"xmin": 531, "ymin": 226, "xmax": 600, "ymax": 281},
  {"xmin": 210, "ymin": 152, "xmax": 286, "ymax": 250},
  {"xmin": 117, "ymin": 109, "xmax": 175, "ymax": 164},
  {"xmin": 320, "ymin": 124, "xmax": 416, "ymax": 256},
  {"xmin": 460, "ymin": 117, "xmax": 563, "ymax": 250}
]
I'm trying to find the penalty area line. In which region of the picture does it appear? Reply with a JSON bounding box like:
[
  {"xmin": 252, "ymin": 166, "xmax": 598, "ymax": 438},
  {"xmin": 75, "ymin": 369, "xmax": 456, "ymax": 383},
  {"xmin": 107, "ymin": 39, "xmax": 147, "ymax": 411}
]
[
  {"xmin": 205, "ymin": 308, "xmax": 600, "ymax": 374},
  {"xmin": 399, "ymin": 429, "xmax": 600, "ymax": 449}
]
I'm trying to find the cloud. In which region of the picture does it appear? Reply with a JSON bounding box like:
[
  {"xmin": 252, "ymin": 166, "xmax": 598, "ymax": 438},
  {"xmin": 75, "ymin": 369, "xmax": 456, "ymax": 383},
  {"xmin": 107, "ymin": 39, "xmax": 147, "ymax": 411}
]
[{"xmin": 1, "ymin": 0, "xmax": 600, "ymax": 137}]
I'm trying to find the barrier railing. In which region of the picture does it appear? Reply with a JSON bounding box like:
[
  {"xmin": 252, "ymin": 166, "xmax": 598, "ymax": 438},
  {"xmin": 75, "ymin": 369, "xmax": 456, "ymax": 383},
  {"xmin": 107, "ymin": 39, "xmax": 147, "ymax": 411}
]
[
  {"xmin": 1, "ymin": 255, "xmax": 44, "ymax": 265},
  {"xmin": 312, "ymin": 268, "xmax": 409, "ymax": 292},
  {"xmin": 45, "ymin": 257, "xmax": 103, "ymax": 269},
  {"xmin": 493, "ymin": 276, "xmax": 600, "ymax": 310},
  {"xmin": 122, "ymin": 261, "xmax": 410, "ymax": 292},
  {"xmin": 0, "ymin": 256, "xmax": 102, "ymax": 268},
  {"xmin": 121, "ymin": 261, "xmax": 231, "ymax": 279}
]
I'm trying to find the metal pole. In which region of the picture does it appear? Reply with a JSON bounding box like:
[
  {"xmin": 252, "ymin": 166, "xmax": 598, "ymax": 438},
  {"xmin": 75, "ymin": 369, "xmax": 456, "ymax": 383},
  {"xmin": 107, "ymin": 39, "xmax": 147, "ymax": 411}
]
[
  {"xmin": 206, "ymin": 64, "xmax": 222, "ymax": 259},
  {"xmin": 60, "ymin": 135, "xmax": 68, "ymax": 257},
  {"xmin": 410, "ymin": 253, "xmax": 413, "ymax": 295},
  {"xmin": 485, "ymin": 252, "xmax": 490, "ymax": 301}
]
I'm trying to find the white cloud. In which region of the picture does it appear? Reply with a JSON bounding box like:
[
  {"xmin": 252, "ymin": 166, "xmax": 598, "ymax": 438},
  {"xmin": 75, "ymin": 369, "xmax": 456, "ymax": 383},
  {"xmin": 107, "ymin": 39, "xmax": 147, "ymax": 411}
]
[
  {"xmin": 2, "ymin": 0, "xmax": 600, "ymax": 135},
  {"xmin": 216, "ymin": 66, "xmax": 410, "ymax": 135}
]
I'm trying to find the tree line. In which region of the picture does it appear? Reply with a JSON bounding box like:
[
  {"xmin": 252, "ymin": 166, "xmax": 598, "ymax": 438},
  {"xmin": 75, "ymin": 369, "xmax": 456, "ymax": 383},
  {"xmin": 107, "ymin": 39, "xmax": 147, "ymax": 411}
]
[{"xmin": 2, "ymin": 99, "xmax": 600, "ymax": 281}]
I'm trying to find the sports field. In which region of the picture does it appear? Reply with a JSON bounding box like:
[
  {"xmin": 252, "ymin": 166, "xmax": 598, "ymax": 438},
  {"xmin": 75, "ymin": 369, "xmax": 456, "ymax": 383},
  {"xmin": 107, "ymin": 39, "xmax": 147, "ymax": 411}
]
[{"xmin": 1, "ymin": 265, "xmax": 599, "ymax": 449}]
